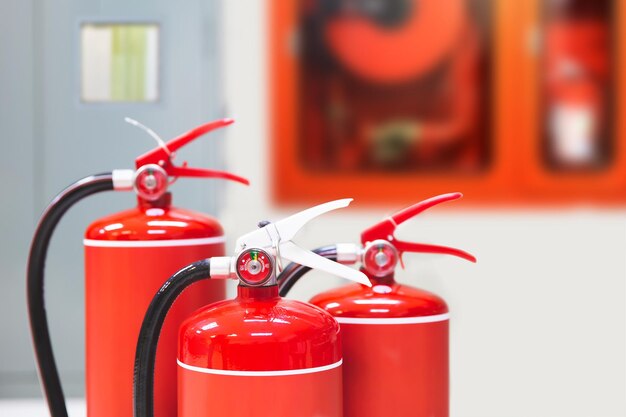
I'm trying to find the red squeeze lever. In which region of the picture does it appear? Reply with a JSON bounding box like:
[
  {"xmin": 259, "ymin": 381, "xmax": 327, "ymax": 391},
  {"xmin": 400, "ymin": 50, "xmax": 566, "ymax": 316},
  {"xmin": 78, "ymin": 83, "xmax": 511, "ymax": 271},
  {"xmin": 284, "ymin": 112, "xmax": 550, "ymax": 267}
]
[
  {"xmin": 361, "ymin": 192, "xmax": 477, "ymax": 267},
  {"xmin": 135, "ymin": 118, "xmax": 250, "ymax": 185}
]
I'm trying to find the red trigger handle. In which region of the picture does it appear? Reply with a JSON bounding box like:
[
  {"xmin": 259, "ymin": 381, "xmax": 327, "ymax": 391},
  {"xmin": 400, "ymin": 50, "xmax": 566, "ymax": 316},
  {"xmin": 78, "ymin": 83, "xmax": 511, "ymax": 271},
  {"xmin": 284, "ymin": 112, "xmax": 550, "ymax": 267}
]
[
  {"xmin": 134, "ymin": 118, "xmax": 249, "ymax": 185},
  {"xmin": 390, "ymin": 192, "xmax": 463, "ymax": 225},
  {"xmin": 394, "ymin": 241, "xmax": 477, "ymax": 263},
  {"xmin": 361, "ymin": 192, "xmax": 476, "ymax": 263},
  {"xmin": 167, "ymin": 166, "xmax": 249, "ymax": 185}
]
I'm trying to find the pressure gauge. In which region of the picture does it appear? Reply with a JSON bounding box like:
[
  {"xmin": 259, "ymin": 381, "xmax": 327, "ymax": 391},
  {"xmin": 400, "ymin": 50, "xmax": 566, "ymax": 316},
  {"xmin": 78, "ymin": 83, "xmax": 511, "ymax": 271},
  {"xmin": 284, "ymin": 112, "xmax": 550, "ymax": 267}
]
[{"xmin": 236, "ymin": 249, "xmax": 274, "ymax": 286}]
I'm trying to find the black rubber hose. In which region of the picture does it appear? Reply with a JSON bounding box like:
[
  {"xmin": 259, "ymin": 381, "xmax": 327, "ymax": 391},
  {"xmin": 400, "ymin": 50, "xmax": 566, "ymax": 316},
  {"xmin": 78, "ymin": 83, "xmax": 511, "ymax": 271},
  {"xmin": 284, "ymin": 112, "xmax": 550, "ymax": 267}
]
[
  {"xmin": 278, "ymin": 246, "xmax": 337, "ymax": 297},
  {"xmin": 27, "ymin": 173, "xmax": 115, "ymax": 417},
  {"xmin": 133, "ymin": 259, "xmax": 211, "ymax": 417}
]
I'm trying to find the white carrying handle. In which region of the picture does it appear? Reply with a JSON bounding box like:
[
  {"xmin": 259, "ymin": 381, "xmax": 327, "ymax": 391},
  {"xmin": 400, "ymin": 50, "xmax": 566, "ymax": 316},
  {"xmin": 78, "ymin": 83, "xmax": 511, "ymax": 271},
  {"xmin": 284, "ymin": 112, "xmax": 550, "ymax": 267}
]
[
  {"xmin": 273, "ymin": 198, "xmax": 353, "ymax": 242},
  {"xmin": 235, "ymin": 198, "xmax": 353, "ymax": 251},
  {"xmin": 280, "ymin": 242, "xmax": 371, "ymax": 286},
  {"xmin": 234, "ymin": 199, "xmax": 370, "ymax": 286}
]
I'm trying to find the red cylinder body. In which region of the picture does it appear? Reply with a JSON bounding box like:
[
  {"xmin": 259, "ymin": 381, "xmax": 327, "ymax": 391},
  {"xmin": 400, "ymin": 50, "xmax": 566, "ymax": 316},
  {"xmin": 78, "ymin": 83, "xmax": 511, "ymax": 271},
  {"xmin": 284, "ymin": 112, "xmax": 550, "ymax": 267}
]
[
  {"xmin": 309, "ymin": 272, "xmax": 449, "ymax": 417},
  {"xmin": 178, "ymin": 285, "xmax": 344, "ymax": 417},
  {"xmin": 84, "ymin": 194, "xmax": 226, "ymax": 417}
]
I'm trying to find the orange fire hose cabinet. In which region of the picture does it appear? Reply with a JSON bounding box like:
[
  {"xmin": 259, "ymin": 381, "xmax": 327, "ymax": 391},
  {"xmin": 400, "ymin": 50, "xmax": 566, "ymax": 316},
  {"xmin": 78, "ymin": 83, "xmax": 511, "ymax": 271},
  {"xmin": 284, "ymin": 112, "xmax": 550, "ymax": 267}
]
[{"xmin": 270, "ymin": 0, "xmax": 626, "ymax": 205}]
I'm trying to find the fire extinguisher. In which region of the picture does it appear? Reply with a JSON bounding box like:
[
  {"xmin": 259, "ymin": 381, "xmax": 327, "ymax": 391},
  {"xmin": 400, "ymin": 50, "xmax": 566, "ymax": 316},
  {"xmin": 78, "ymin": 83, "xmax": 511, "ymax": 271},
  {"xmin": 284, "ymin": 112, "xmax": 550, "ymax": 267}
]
[
  {"xmin": 543, "ymin": 0, "xmax": 612, "ymax": 169},
  {"xmin": 27, "ymin": 118, "xmax": 248, "ymax": 417},
  {"xmin": 133, "ymin": 199, "xmax": 371, "ymax": 417},
  {"xmin": 277, "ymin": 192, "xmax": 476, "ymax": 417}
]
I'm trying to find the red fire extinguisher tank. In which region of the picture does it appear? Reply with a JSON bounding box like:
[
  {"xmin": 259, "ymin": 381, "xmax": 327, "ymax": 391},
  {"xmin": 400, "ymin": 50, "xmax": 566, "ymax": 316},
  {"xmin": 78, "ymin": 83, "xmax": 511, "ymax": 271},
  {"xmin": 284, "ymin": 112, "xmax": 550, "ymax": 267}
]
[
  {"xmin": 27, "ymin": 119, "xmax": 249, "ymax": 417},
  {"xmin": 81, "ymin": 119, "xmax": 248, "ymax": 417},
  {"xmin": 290, "ymin": 193, "xmax": 475, "ymax": 417},
  {"xmin": 177, "ymin": 285, "xmax": 344, "ymax": 417},
  {"xmin": 310, "ymin": 277, "xmax": 449, "ymax": 417},
  {"xmin": 84, "ymin": 194, "xmax": 226, "ymax": 417},
  {"xmin": 131, "ymin": 200, "xmax": 372, "ymax": 417}
]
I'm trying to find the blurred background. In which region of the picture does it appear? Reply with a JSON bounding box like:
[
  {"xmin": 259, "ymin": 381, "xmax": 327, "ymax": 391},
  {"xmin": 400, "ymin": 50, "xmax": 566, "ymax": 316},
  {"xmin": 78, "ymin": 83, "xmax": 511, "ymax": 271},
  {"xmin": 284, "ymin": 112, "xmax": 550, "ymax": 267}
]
[{"xmin": 1, "ymin": 0, "xmax": 625, "ymax": 416}]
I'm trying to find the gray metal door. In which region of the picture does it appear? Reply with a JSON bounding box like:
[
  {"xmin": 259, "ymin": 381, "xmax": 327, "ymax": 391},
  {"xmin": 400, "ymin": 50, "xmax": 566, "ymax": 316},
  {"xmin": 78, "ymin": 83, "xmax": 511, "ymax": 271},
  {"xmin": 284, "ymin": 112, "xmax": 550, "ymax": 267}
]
[{"xmin": 0, "ymin": 0, "xmax": 224, "ymax": 397}]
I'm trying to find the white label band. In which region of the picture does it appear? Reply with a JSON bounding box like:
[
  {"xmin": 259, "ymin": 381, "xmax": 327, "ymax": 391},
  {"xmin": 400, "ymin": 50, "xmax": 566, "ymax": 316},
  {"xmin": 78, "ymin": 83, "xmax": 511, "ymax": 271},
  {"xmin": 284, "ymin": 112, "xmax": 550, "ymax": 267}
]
[
  {"xmin": 335, "ymin": 313, "xmax": 450, "ymax": 325},
  {"xmin": 177, "ymin": 359, "xmax": 342, "ymax": 377},
  {"xmin": 84, "ymin": 236, "xmax": 225, "ymax": 248}
]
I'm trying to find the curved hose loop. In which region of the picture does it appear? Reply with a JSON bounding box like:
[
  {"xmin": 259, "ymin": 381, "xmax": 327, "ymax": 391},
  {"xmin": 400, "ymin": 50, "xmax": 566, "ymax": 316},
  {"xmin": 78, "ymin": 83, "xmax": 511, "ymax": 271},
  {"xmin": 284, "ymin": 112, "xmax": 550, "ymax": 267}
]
[
  {"xmin": 277, "ymin": 246, "xmax": 338, "ymax": 297},
  {"xmin": 133, "ymin": 259, "xmax": 211, "ymax": 417},
  {"xmin": 27, "ymin": 173, "xmax": 114, "ymax": 417}
]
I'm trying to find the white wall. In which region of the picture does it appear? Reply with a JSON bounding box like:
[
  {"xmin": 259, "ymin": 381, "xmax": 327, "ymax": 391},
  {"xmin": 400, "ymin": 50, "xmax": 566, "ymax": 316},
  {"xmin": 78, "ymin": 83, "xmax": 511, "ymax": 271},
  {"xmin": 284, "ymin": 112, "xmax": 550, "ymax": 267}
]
[{"xmin": 219, "ymin": 2, "xmax": 626, "ymax": 417}]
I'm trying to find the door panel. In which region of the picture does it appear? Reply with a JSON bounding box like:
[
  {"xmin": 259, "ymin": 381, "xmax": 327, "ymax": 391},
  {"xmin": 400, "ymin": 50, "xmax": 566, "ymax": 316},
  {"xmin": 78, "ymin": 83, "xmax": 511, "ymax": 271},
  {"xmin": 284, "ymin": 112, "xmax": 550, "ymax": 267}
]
[{"xmin": 0, "ymin": 0, "xmax": 223, "ymax": 397}]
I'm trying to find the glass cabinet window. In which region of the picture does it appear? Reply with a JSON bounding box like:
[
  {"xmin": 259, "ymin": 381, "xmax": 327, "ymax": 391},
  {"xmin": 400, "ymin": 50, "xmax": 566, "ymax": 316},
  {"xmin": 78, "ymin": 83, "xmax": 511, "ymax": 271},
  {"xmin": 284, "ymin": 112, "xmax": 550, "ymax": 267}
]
[
  {"xmin": 296, "ymin": 0, "xmax": 492, "ymax": 173},
  {"xmin": 81, "ymin": 23, "xmax": 159, "ymax": 102}
]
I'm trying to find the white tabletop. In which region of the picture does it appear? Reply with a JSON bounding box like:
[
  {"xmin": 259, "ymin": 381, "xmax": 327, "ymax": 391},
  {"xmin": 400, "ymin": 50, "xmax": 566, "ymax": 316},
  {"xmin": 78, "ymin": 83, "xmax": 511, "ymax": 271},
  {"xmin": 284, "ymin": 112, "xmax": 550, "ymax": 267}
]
[{"xmin": 0, "ymin": 399, "xmax": 86, "ymax": 417}]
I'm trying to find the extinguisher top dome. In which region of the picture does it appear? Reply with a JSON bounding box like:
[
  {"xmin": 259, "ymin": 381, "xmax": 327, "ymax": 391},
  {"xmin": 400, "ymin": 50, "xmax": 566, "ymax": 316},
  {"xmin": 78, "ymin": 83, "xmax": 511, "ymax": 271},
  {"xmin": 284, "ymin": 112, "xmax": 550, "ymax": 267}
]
[
  {"xmin": 85, "ymin": 118, "xmax": 249, "ymax": 242},
  {"xmin": 278, "ymin": 193, "xmax": 476, "ymax": 317},
  {"xmin": 177, "ymin": 199, "xmax": 371, "ymax": 371}
]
